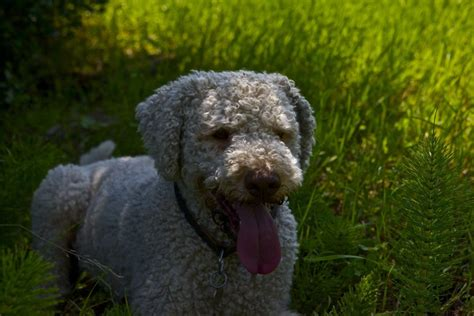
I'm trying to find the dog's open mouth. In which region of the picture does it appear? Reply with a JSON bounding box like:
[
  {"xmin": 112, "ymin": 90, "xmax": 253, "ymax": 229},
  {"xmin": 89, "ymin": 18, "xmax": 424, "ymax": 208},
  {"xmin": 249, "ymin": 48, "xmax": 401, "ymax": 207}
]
[{"xmin": 216, "ymin": 195, "xmax": 281, "ymax": 275}]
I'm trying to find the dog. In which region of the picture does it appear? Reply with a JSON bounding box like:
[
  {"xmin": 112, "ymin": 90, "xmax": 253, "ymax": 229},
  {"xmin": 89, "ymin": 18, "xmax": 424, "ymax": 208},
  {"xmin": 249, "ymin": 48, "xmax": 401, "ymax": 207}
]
[{"xmin": 31, "ymin": 70, "xmax": 316, "ymax": 314}]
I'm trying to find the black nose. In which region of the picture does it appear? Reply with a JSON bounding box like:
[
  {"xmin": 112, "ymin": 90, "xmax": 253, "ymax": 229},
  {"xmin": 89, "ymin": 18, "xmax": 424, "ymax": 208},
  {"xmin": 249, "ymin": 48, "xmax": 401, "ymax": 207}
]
[{"xmin": 244, "ymin": 170, "xmax": 281, "ymax": 200}]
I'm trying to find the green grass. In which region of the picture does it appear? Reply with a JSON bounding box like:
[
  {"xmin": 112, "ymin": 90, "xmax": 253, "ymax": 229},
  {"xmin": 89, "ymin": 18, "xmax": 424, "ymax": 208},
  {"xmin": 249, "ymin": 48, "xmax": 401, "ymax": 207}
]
[{"xmin": 1, "ymin": 0, "xmax": 473, "ymax": 314}]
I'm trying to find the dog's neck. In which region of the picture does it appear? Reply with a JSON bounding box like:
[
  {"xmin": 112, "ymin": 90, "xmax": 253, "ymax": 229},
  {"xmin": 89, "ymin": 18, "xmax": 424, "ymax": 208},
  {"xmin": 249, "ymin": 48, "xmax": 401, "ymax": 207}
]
[{"xmin": 174, "ymin": 181, "xmax": 236, "ymax": 255}]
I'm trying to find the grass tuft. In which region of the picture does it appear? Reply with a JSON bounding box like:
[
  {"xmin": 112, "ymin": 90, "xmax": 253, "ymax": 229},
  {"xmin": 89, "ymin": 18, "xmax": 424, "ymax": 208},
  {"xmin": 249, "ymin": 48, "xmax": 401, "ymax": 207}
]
[{"xmin": 0, "ymin": 247, "xmax": 60, "ymax": 315}]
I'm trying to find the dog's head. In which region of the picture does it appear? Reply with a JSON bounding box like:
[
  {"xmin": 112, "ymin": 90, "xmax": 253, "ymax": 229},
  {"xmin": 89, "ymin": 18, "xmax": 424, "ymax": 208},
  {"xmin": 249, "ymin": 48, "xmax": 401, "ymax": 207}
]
[{"xmin": 136, "ymin": 71, "xmax": 315, "ymax": 274}]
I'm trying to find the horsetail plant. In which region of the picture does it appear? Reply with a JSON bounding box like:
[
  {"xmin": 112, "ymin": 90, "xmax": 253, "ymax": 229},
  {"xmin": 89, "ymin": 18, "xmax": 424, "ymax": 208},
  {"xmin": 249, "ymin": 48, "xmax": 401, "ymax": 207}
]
[{"xmin": 392, "ymin": 134, "xmax": 473, "ymax": 314}]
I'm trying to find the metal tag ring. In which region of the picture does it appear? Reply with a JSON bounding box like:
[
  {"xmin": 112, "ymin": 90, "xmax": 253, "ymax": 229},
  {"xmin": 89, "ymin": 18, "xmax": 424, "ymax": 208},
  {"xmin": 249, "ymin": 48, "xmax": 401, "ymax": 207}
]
[{"xmin": 209, "ymin": 271, "xmax": 228, "ymax": 289}]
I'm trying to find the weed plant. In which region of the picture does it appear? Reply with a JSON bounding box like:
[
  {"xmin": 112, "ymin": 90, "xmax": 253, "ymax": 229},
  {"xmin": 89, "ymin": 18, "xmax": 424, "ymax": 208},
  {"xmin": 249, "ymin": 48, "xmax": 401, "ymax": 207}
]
[
  {"xmin": 392, "ymin": 135, "xmax": 472, "ymax": 313},
  {"xmin": 0, "ymin": 0, "xmax": 472, "ymax": 314}
]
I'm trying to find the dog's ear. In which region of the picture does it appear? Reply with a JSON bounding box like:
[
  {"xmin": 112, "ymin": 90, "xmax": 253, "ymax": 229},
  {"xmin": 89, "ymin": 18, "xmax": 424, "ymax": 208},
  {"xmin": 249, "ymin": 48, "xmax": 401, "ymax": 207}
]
[
  {"xmin": 136, "ymin": 83, "xmax": 185, "ymax": 181},
  {"xmin": 271, "ymin": 74, "xmax": 316, "ymax": 171}
]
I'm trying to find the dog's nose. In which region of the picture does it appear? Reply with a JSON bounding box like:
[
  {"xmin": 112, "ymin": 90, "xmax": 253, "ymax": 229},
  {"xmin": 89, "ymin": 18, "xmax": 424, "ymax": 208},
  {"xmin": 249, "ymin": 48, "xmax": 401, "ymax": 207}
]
[{"xmin": 245, "ymin": 170, "xmax": 281, "ymax": 200}]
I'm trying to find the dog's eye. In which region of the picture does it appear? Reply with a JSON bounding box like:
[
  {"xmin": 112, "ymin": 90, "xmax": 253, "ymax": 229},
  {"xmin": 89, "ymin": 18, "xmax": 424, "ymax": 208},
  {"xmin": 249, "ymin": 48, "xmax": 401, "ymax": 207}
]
[
  {"xmin": 212, "ymin": 128, "xmax": 230, "ymax": 141},
  {"xmin": 275, "ymin": 130, "xmax": 288, "ymax": 141}
]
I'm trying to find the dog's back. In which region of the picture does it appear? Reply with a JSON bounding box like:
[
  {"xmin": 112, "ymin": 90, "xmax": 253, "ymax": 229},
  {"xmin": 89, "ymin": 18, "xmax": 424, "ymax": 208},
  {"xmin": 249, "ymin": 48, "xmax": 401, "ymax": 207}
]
[{"xmin": 31, "ymin": 141, "xmax": 154, "ymax": 295}]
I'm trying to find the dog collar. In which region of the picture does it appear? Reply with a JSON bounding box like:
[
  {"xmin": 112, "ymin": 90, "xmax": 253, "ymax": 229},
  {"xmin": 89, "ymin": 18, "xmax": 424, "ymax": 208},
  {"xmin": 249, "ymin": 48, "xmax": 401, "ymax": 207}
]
[{"xmin": 174, "ymin": 183, "xmax": 236, "ymax": 258}]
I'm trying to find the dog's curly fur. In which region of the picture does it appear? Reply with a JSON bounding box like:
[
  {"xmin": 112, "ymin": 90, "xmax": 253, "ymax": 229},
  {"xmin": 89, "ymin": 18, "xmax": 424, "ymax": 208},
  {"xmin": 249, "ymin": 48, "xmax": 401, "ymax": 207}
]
[{"xmin": 31, "ymin": 70, "xmax": 316, "ymax": 315}]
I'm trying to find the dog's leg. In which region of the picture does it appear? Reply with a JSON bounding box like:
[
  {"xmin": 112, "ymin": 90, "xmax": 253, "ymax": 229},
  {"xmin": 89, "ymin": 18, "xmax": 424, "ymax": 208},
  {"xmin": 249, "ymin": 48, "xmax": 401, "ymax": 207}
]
[{"xmin": 31, "ymin": 165, "xmax": 90, "ymax": 294}]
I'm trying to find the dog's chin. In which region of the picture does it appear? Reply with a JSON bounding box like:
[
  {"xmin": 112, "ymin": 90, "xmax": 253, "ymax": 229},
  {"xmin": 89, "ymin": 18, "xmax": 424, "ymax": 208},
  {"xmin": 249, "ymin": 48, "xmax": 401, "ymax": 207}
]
[
  {"xmin": 203, "ymin": 188, "xmax": 284, "ymax": 275},
  {"xmin": 199, "ymin": 174, "xmax": 290, "ymax": 274}
]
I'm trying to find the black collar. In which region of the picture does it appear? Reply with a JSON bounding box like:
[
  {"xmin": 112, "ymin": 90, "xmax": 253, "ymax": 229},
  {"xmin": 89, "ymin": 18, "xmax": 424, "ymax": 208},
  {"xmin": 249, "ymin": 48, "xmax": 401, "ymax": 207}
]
[{"xmin": 174, "ymin": 183, "xmax": 236, "ymax": 258}]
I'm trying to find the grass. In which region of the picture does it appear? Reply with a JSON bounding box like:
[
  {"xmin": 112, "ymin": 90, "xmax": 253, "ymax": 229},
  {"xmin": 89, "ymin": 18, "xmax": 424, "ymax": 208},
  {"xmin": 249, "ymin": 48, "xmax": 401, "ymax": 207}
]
[{"xmin": 1, "ymin": 0, "xmax": 473, "ymax": 314}]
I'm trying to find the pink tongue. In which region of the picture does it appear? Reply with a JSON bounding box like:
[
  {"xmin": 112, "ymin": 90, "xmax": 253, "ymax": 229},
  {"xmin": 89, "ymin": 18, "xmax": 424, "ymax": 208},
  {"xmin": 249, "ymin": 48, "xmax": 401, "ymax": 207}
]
[{"xmin": 235, "ymin": 204, "xmax": 281, "ymax": 274}]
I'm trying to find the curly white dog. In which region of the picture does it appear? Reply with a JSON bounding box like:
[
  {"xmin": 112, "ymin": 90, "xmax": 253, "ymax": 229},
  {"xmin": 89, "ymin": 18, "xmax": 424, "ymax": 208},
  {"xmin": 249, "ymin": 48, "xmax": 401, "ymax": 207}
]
[{"xmin": 31, "ymin": 70, "xmax": 316, "ymax": 315}]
